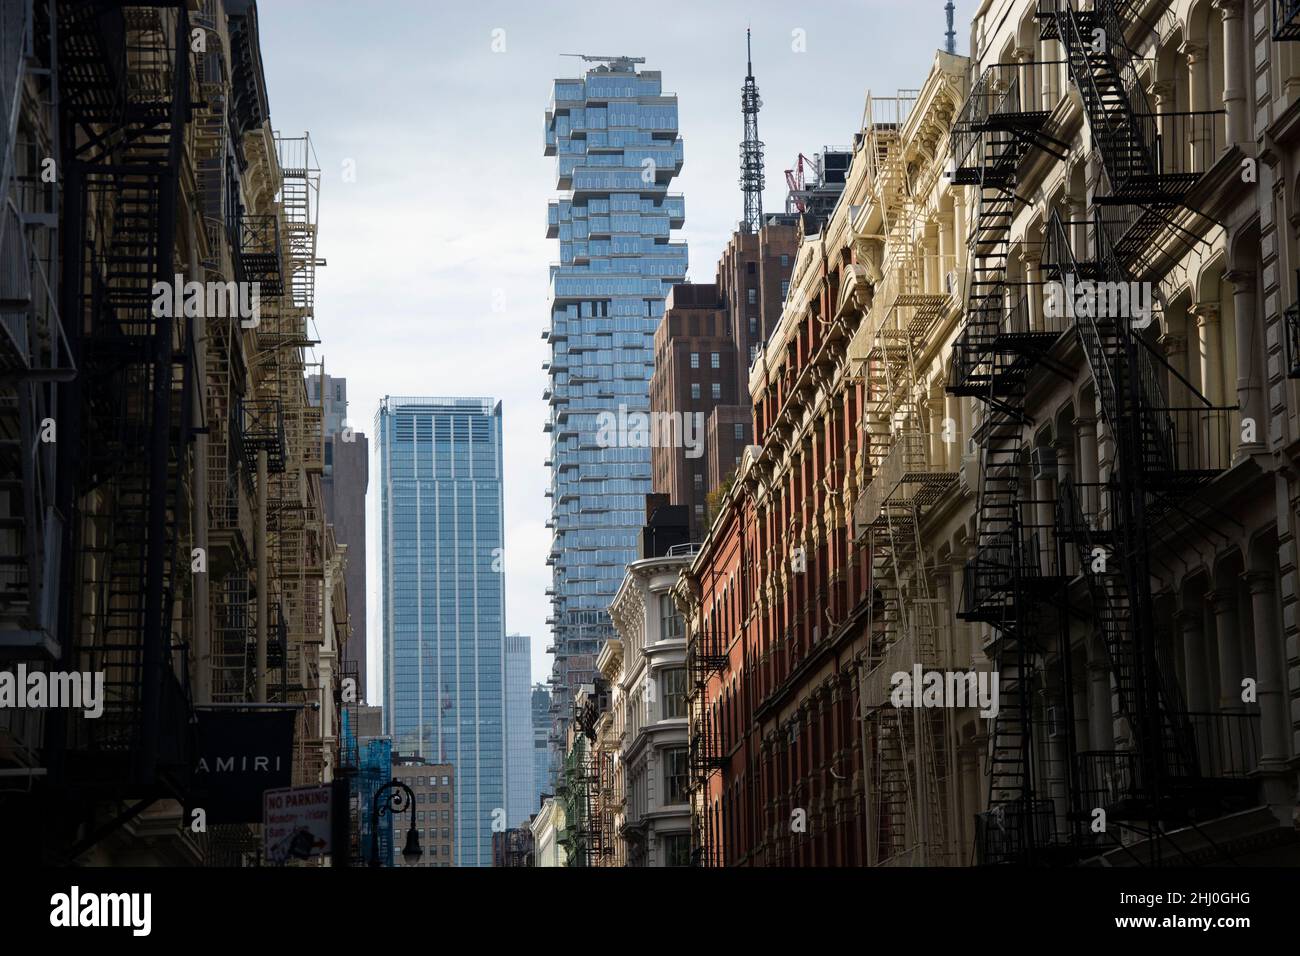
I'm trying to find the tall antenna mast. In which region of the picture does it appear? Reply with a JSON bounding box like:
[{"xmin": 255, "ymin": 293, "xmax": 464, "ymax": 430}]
[
  {"xmin": 945, "ymin": 1, "xmax": 956, "ymax": 54},
  {"xmin": 739, "ymin": 28, "xmax": 765, "ymax": 233}
]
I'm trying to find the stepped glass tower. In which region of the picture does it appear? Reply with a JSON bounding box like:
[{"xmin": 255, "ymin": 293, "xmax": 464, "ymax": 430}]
[{"xmin": 543, "ymin": 57, "xmax": 688, "ymax": 772}]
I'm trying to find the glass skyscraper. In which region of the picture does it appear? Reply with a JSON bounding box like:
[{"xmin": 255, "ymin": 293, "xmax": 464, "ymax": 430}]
[
  {"xmin": 531, "ymin": 683, "xmax": 554, "ymax": 802},
  {"xmin": 376, "ymin": 396, "xmax": 505, "ymax": 867},
  {"xmin": 504, "ymin": 634, "xmax": 534, "ymax": 827},
  {"xmin": 543, "ymin": 57, "xmax": 688, "ymax": 758}
]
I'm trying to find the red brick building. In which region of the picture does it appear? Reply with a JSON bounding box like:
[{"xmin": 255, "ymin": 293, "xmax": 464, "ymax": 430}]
[
  {"xmin": 676, "ymin": 164, "xmax": 875, "ymax": 865},
  {"xmin": 650, "ymin": 220, "xmax": 798, "ymax": 538}
]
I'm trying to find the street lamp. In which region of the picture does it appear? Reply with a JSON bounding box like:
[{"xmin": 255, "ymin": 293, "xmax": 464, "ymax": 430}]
[{"xmin": 370, "ymin": 778, "xmax": 423, "ymax": 867}]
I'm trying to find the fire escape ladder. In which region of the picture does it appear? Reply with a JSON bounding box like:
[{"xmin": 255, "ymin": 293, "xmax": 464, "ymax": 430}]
[
  {"xmin": 686, "ymin": 624, "xmax": 726, "ymax": 865},
  {"xmin": 1051, "ymin": 1, "xmax": 1159, "ymax": 198},
  {"xmin": 969, "ymin": 395, "xmax": 1047, "ymax": 866},
  {"xmin": 944, "ymin": 58, "xmax": 1073, "ymax": 865},
  {"xmin": 67, "ymin": 2, "xmax": 193, "ymax": 792},
  {"xmin": 1058, "ymin": 217, "xmax": 1203, "ymax": 800},
  {"xmin": 1046, "ymin": 0, "xmax": 1223, "ymax": 274}
]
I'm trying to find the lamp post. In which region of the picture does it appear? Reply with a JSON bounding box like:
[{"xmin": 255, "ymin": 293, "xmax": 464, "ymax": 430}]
[{"xmin": 369, "ymin": 778, "xmax": 423, "ymax": 867}]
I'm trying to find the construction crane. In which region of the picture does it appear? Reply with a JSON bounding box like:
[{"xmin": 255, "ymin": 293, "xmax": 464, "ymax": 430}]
[
  {"xmin": 562, "ymin": 53, "xmax": 646, "ymax": 69},
  {"xmin": 785, "ymin": 153, "xmax": 816, "ymax": 213}
]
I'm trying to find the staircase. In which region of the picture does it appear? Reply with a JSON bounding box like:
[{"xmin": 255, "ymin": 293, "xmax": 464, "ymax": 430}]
[
  {"xmin": 948, "ymin": 63, "xmax": 1065, "ymax": 398},
  {"xmin": 1044, "ymin": 0, "xmax": 1220, "ymax": 276},
  {"xmin": 65, "ymin": 3, "xmax": 192, "ymax": 786},
  {"xmin": 945, "ymin": 60, "xmax": 1073, "ymax": 864},
  {"xmin": 1048, "ymin": 1, "xmax": 1163, "ymax": 200}
]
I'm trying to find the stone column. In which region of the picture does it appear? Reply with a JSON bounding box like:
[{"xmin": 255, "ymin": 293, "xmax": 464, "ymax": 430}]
[
  {"xmin": 952, "ymin": 193, "xmax": 966, "ymax": 263},
  {"xmin": 944, "ymin": 392, "xmax": 962, "ymax": 472},
  {"xmin": 1243, "ymin": 570, "xmax": 1290, "ymax": 786},
  {"xmin": 938, "ymin": 209, "xmax": 954, "ymax": 297},
  {"xmin": 928, "ymin": 385, "xmax": 945, "ymax": 467},
  {"xmin": 1215, "ymin": 0, "xmax": 1247, "ymax": 147},
  {"xmin": 1026, "ymin": 220, "xmax": 1044, "ymax": 333},
  {"xmin": 1066, "ymin": 194, "xmax": 1087, "ymax": 265},
  {"xmin": 1150, "ymin": 80, "xmax": 1177, "ymax": 174},
  {"xmin": 949, "ymin": 557, "xmax": 970, "ymax": 664},
  {"xmin": 1193, "ymin": 302, "xmax": 1226, "ymax": 469},
  {"xmin": 1014, "ymin": 47, "xmax": 1035, "ymax": 113},
  {"xmin": 1087, "ymin": 644, "xmax": 1113, "ymax": 753},
  {"xmin": 1208, "ymin": 586, "xmax": 1244, "ymax": 714},
  {"xmin": 1224, "ymin": 268, "xmax": 1263, "ymax": 460},
  {"xmin": 1182, "ymin": 41, "xmax": 1210, "ymax": 172},
  {"xmin": 1177, "ymin": 606, "xmax": 1212, "ymax": 714},
  {"xmin": 1075, "ymin": 415, "xmax": 1100, "ymax": 525},
  {"xmin": 1160, "ymin": 331, "xmax": 1191, "ymax": 467},
  {"xmin": 1038, "ymin": 34, "xmax": 1059, "ymax": 111},
  {"xmin": 924, "ymin": 224, "xmax": 940, "ymax": 295}
]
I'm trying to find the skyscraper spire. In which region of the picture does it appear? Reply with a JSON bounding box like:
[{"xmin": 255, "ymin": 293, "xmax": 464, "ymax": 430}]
[
  {"xmin": 740, "ymin": 28, "xmax": 765, "ymax": 233},
  {"xmin": 945, "ymin": 1, "xmax": 956, "ymax": 54}
]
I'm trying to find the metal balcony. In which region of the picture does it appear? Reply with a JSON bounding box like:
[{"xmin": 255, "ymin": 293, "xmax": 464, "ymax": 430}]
[
  {"xmin": 1286, "ymin": 272, "xmax": 1300, "ymax": 378},
  {"xmin": 686, "ymin": 626, "xmax": 727, "ymax": 691},
  {"xmin": 949, "ymin": 62, "xmax": 1054, "ymax": 185},
  {"xmin": 236, "ymin": 398, "xmax": 286, "ymax": 474},
  {"xmin": 974, "ymin": 800, "xmax": 1058, "ymax": 866},
  {"xmin": 1274, "ymin": 0, "xmax": 1300, "ymax": 40},
  {"xmin": 233, "ymin": 211, "xmax": 283, "ymax": 297},
  {"xmin": 855, "ymin": 428, "xmax": 957, "ymax": 535},
  {"xmin": 1074, "ymin": 711, "xmax": 1260, "ymax": 823}
]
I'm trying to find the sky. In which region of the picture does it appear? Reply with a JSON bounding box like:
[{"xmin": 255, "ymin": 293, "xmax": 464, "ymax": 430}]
[{"xmin": 253, "ymin": 0, "xmax": 976, "ymax": 696}]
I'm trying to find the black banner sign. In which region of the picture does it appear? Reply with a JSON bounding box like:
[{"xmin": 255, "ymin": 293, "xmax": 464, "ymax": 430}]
[{"xmin": 186, "ymin": 708, "xmax": 296, "ymax": 824}]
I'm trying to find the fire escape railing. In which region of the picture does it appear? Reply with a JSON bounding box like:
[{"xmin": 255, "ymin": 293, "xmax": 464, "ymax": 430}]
[
  {"xmin": 233, "ymin": 209, "xmax": 283, "ymax": 297},
  {"xmin": 1285, "ymin": 270, "xmax": 1300, "ymax": 379},
  {"xmin": 1273, "ymin": 0, "xmax": 1300, "ymax": 40}
]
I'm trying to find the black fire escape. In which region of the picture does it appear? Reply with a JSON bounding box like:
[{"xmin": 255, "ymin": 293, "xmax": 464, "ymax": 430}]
[
  {"xmin": 685, "ymin": 623, "xmax": 726, "ymax": 866},
  {"xmin": 950, "ymin": 0, "xmax": 1255, "ymax": 865},
  {"xmin": 1273, "ymin": 0, "xmax": 1300, "ymax": 40},
  {"xmin": 52, "ymin": 1, "xmax": 196, "ymax": 848},
  {"xmin": 1046, "ymin": 0, "xmax": 1251, "ymax": 862},
  {"xmin": 947, "ymin": 53, "xmax": 1071, "ymax": 865},
  {"xmin": 1285, "ymin": 270, "xmax": 1300, "ymax": 379}
]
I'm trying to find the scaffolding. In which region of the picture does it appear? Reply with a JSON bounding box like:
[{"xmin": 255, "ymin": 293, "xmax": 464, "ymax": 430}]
[{"xmin": 340, "ymin": 709, "xmax": 393, "ymax": 866}]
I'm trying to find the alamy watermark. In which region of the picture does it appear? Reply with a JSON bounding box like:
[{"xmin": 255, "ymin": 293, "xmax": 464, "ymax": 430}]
[
  {"xmin": 1044, "ymin": 273, "xmax": 1153, "ymax": 329},
  {"xmin": 50, "ymin": 886, "xmax": 151, "ymax": 936},
  {"xmin": 0, "ymin": 664, "xmax": 104, "ymax": 718},
  {"xmin": 595, "ymin": 405, "xmax": 704, "ymax": 459},
  {"xmin": 890, "ymin": 665, "xmax": 1000, "ymax": 718},
  {"xmin": 151, "ymin": 274, "xmax": 261, "ymax": 328}
]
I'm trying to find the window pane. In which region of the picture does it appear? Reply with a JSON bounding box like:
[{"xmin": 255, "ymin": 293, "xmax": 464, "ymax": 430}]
[
  {"xmin": 664, "ymin": 747, "xmax": 688, "ymax": 803},
  {"xmin": 661, "ymin": 667, "xmax": 687, "ymax": 718}
]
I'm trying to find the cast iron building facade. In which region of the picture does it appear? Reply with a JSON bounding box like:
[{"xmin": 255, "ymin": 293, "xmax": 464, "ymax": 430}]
[
  {"xmin": 0, "ymin": 0, "xmax": 349, "ymax": 865},
  {"xmin": 543, "ymin": 56, "xmax": 688, "ymax": 769},
  {"xmin": 376, "ymin": 396, "xmax": 506, "ymax": 867},
  {"xmin": 679, "ymin": 0, "xmax": 1300, "ymax": 868}
]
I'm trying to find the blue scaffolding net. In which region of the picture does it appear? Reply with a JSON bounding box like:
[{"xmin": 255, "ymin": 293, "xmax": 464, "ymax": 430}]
[{"xmin": 340, "ymin": 707, "xmax": 394, "ymax": 866}]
